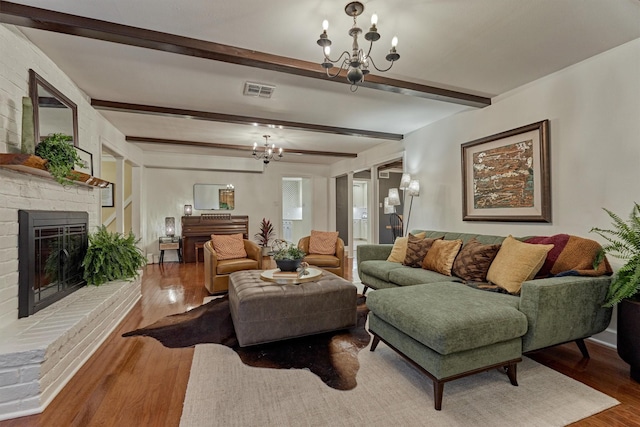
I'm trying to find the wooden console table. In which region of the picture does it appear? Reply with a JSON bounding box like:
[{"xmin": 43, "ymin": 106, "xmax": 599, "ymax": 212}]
[{"xmin": 181, "ymin": 215, "xmax": 249, "ymax": 263}]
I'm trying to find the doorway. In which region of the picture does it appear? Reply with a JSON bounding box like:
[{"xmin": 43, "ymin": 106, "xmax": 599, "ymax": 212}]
[
  {"xmin": 282, "ymin": 177, "xmax": 312, "ymax": 244},
  {"xmin": 353, "ymin": 175, "xmax": 370, "ymax": 257}
]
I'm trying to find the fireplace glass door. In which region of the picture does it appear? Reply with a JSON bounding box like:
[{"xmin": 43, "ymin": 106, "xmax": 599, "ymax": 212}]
[{"xmin": 19, "ymin": 210, "xmax": 88, "ymax": 318}]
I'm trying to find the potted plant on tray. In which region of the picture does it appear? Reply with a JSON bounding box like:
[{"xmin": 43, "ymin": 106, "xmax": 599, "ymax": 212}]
[
  {"xmin": 82, "ymin": 226, "xmax": 147, "ymax": 286},
  {"xmin": 35, "ymin": 133, "xmax": 86, "ymax": 185},
  {"xmin": 591, "ymin": 202, "xmax": 640, "ymax": 382},
  {"xmin": 254, "ymin": 218, "xmax": 275, "ymax": 256},
  {"xmin": 272, "ymin": 240, "xmax": 306, "ymax": 272}
]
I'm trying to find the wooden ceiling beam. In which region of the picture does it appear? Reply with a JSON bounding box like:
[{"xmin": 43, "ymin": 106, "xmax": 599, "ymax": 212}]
[
  {"xmin": 0, "ymin": 1, "xmax": 491, "ymax": 108},
  {"xmin": 92, "ymin": 99, "xmax": 402, "ymax": 141},
  {"xmin": 126, "ymin": 136, "xmax": 358, "ymax": 158}
]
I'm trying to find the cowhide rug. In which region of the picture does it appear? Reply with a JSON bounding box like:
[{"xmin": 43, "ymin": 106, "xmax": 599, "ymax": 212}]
[{"xmin": 123, "ymin": 295, "xmax": 370, "ymax": 390}]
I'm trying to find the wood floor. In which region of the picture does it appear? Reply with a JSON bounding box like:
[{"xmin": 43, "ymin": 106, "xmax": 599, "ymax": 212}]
[{"xmin": 2, "ymin": 260, "xmax": 639, "ymax": 427}]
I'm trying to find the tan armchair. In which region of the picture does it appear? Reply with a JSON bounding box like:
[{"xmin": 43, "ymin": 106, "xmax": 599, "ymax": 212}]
[
  {"xmin": 203, "ymin": 239, "xmax": 262, "ymax": 294},
  {"xmin": 297, "ymin": 236, "xmax": 345, "ymax": 278}
]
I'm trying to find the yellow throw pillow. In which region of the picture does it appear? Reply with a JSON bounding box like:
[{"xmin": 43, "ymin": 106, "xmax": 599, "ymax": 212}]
[
  {"xmin": 211, "ymin": 233, "xmax": 247, "ymax": 260},
  {"xmin": 386, "ymin": 232, "xmax": 427, "ymax": 263},
  {"xmin": 308, "ymin": 230, "xmax": 339, "ymax": 255},
  {"xmin": 486, "ymin": 235, "xmax": 554, "ymax": 294},
  {"xmin": 422, "ymin": 239, "xmax": 463, "ymax": 276}
]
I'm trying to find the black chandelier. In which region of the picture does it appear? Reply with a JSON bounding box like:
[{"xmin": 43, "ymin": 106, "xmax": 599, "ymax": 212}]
[
  {"xmin": 317, "ymin": 1, "xmax": 400, "ymax": 90},
  {"xmin": 252, "ymin": 135, "xmax": 283, "ymax": 165}
]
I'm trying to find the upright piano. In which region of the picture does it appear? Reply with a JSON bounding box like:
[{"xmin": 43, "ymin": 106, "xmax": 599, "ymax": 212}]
[{"xmin": 181, "ymin": 214, "xmax": 249, "ymax": 263}]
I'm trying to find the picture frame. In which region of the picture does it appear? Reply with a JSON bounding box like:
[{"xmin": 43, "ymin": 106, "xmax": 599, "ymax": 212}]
[
  {"xmin": 461, "ymin": 120, "xmax": 551, "ymax": 222},
  {"xmin": 101, "ymin": 183, "xmax": 114, "ymax": 207},
  {"xmin": 74, "ymin": 147, "xmax": 93, "ymax": 176}
]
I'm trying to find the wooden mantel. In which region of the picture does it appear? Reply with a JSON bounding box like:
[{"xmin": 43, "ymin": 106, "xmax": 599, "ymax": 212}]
[{"xmin": 0, "ymin": 153, "xmax": 111, "ymax": 187}]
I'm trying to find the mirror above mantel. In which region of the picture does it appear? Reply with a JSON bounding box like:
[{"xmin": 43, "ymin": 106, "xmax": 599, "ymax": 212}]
[{"xmin": 29, "ymin": 69, "xmax": 78, "ymax": 147}]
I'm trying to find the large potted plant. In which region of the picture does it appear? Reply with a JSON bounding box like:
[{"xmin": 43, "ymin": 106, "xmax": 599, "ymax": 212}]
[
  {"xmin": 35, "ymin": 133, "xmax": 86, "ymax": 185},
  {"xmin": 254, "ymin": 218, "xmax": 275, "ymax": 256},
  {"xmin": 591, "ymin": 202, "xmax": 640, "ymax": 382},
  {"xmin": 82, "ymin": 226, "xmax": 147, "ymax": 286},
  {"xmin": 272, "ymin": 240, "xmax": 306, "ymax": 272}
]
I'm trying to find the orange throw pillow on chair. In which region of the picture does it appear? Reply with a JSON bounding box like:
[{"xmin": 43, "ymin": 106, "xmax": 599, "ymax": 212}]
[
  {"xmin": 211, "ymin": 233, "xmax": 247, "ymax": 260},
  {"xmin": 309, "ymin": 230, "xmax": 339, "ymax": 255}
]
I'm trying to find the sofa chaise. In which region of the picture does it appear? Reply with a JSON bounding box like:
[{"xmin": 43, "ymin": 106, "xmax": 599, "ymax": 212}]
[{"xmin": 357, "ymin": 230, "xmax": 612, "ymax": 410}]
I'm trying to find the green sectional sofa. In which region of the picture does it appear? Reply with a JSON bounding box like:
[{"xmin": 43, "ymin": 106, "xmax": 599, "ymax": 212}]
[{"xmin": 357, "ymin": 230, "xmax": 612, "ymax": 410}]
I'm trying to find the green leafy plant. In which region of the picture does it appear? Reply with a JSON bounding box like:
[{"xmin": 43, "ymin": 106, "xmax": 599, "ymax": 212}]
[
  {"xmin": 254, "ymin": 218, "xmax": 275, "ymax": 248},
  {"xmin": 34, "ymin": 133, "xmax": 85, "ymax": 185},
  {"xmin": 272, "ymin": 240, "xmax": 305, "ymax": 261},
  {"xmin": 591, "ymin": 202, "xmax": 640, "ymax": 307},
  {"xmin": 82, "ymin": 226, "xmax": 147, "ymax": 286}
]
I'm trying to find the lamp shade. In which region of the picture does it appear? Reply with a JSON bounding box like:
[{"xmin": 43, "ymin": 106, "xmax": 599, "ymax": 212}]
[
  {"xmin": 408, "ymin": 179, "xmax": 420, "ymax": 197},
  {"xmin": 165, "ymin": 217, "xmax": 175, "ymax": 237},
  {"xmin": 383, "ymin": 197, "xmax": 395, "ymax": 214},
  {"xmin": 399, "ymin": 173, "xmax": 411, "ymax": 190},
  {"xmin": 388, "ymin": 188, "xmax": 401, "ymax": 206}
]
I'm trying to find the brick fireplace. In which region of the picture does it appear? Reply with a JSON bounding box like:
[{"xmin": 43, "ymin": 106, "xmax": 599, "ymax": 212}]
[{"xmin": 0, "ymin": 170, "xmax": 142, "ymax": 421}]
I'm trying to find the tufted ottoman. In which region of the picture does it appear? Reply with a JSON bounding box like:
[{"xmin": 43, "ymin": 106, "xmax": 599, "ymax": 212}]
[{"xmin": 228, "ymin": 270, "xmax": 357, "ymax": 347}]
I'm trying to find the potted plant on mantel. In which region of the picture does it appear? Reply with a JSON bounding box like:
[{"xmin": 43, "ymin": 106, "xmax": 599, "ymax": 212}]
[
  {"xmin": 591, "ymin": 202, "xmax": 640, "ymax": 383},
  {"xmin": 34, "ymin": 133, "xmax": 85, "ymax": 186},
  {"xmin": 272, "ymin": 240, "xmax": 306, "ymax": 272},
  {"xmin": 254, "ymin": 218, "xmax": 275, "ymax": 256}
]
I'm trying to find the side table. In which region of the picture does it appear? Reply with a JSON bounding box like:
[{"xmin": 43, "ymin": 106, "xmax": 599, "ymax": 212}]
[{"xmin": 159, "ymin": 236, "xmax": 182, "ymax": 264}]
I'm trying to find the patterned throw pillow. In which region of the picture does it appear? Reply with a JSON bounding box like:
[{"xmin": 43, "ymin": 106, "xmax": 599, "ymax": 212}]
[
  {"xmin": 451, "ymin": 238, "xmax": 501, "ymax": 282},
  {"xmin": 486, "ymin": 235, "xmax": 554, "ymax": 294},
  {"xmin": 211, "ymin": 233, "xmax": 247, "ymax": 260},
  {"xmin": 308, "ymin": 230, "xmax": 339, "ymax": 255},
  {"xmin": 403, "ymin": 236, "xmax": 441, "ymax": 268},
  {"xmin": 386, "ymin": 232, "xmax": 427, "ymax": 263},
  {"xmin": 422, "ymin": 239, "xmax": 463, "ymax": 276}
]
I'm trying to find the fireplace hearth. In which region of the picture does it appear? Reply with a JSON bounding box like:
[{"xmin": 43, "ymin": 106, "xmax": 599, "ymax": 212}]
[{"xmin": 18, "ymin": 210, "xmax": 88, "ymax": 318}]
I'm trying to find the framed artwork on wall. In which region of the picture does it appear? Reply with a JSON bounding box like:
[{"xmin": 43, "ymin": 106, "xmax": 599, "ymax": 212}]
[
  {"xmin": 74, "ymin": 147, "xmax": 93, "ymax": 176},
  {"xmin": 461, "ymin": 120, "xmax": 551, "ymax": 222},
  {"xmin": 101, "ymin": 183, "xmax": 114, "ymax": 207}
]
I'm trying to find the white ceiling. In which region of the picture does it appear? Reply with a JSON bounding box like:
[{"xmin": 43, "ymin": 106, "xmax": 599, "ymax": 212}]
[{"xmin": 8, "ymin": 0, "xmax": 640, "ymax": 164}]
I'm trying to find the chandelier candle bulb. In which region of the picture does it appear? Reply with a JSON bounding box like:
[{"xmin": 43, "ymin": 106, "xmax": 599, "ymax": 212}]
[
  {"xmin": 392, "ymin": 36, "xmax": 398, "ymax": 47},
  {"xmin": 323, "ymin": 19, "xmax": 329, "ymax": 31},
  {"xmin": 371, "ymin": 14, "xmax": 378, "ymax": 25}
]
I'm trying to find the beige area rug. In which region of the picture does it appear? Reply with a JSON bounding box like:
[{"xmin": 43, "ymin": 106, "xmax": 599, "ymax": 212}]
[{"xmin": 180, "ymin": 343, "xmax": 618, "ymax": 427}]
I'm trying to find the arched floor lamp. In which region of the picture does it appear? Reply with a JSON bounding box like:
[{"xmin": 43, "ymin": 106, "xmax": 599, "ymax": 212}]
[{"xmin": 404, "ymin": 179, "xmax": 420, "ymax": 236}]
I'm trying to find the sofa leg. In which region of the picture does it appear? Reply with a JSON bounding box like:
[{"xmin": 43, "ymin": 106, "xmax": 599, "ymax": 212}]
[
  {"xmin": 362, "ymin": 285, "xmax": 369, "ymax": 295},
  {"xmin": 505, "ymin": 362, "xmax": 518, "ymax": 386},
  {"xmin": 433, "ymin": 380, "xmax": 444, "ymax": 410},
  {"xmin": 370, "ymin": 335, "xmax": 380, "ymax": 352},
  {"xmin": 575, "ymin": 339, "xmax": 590, "ymax": 359}
]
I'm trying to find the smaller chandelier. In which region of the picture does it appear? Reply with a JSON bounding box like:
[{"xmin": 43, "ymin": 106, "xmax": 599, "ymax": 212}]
[
  {"xmin": 252, "ymin": 135, "xmax": 283, "ymax": 165},
  {"xmin": 317, "ymin": 1, "xmax": 400, "ymax": 89}
]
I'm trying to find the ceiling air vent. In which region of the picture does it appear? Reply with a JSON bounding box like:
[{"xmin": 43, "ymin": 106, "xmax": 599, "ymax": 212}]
[
  {"xmin": 243, "ymin": 82, "xmax": 276, "ymax": 98},
  {"xmin": 378, "ymin": 171, "xmax": 390, "ymax": 178}
]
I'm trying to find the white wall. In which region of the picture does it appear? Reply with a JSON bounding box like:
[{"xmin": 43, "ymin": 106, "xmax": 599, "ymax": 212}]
[
  {"xmin": 405, "ymin": 38, "xmax": 640, "ymax": 239},
  {"xmin": 142, "ymin": 161, "xmax": 331, "ymax": 260},
  {"xmin": 401, "ymin": 38, "xmax": 640, "ymax": 346}
]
